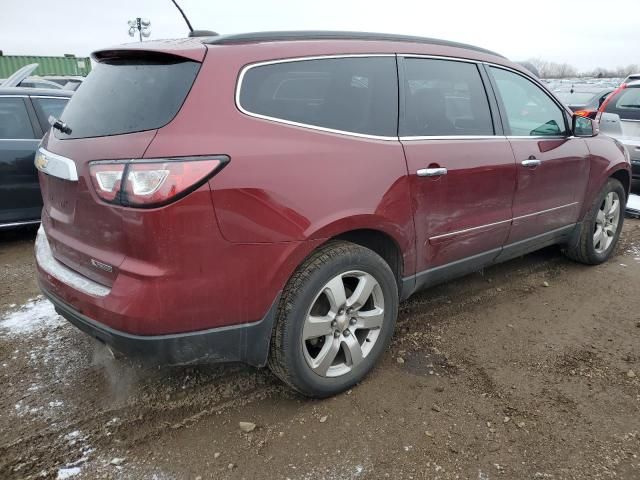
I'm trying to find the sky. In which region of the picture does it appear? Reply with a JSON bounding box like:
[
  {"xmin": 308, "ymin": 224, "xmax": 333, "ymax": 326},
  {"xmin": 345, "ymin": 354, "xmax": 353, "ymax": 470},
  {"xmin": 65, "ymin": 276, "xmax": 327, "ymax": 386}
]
[{"xmin": 1, "ymin": 0, "xmax": 638, "ymax": 71}]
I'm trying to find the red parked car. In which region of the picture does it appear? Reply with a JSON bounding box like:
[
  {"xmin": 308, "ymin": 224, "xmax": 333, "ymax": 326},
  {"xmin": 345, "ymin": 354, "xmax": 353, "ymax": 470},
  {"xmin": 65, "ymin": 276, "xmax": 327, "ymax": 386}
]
[{"xmin": 35, "ymin": 32, "xmax": 631, "ymax": 397}]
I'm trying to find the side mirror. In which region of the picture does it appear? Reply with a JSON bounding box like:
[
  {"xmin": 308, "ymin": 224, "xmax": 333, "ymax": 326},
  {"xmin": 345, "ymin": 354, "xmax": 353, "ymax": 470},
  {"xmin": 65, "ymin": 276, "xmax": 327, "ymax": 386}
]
[{"xmin": 572, "ymin": 114, "xmax": 599, "ymax": 137}]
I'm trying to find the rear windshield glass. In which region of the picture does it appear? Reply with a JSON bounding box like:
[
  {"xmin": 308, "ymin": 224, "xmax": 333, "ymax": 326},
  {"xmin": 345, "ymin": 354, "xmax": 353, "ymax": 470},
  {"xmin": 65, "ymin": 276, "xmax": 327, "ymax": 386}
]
[
  {"xmin": 605, "ymin": 87, "xmax": 640, "ymax": 120},
  {"xmin": 56, "ymin": 58, "xmax": 200, "ymax": 139}
]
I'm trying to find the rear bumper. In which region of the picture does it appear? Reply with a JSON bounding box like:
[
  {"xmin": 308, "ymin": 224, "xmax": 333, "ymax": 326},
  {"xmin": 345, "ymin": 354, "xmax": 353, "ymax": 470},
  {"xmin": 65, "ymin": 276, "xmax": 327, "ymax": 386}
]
[{"xmin": 41, "ymin": 283, "xmax": 280, "ymax": 367}]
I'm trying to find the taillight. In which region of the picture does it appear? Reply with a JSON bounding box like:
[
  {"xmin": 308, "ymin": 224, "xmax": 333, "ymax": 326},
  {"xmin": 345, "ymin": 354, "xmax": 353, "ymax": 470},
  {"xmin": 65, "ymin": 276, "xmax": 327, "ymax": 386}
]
[{"xmin": 89, "ymin": 156, "xmax": 229, "ymax": 208}]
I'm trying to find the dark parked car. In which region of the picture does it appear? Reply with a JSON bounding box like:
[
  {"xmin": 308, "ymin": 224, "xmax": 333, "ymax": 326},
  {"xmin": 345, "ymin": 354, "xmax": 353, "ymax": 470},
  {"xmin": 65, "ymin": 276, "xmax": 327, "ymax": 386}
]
[
  {"xmin": 0, "ymin": 87, "xmax": 71, "ymax": 228},
  {"xmin": 35, "ymin": 32, "xmax": 631, "ymax": 397}
]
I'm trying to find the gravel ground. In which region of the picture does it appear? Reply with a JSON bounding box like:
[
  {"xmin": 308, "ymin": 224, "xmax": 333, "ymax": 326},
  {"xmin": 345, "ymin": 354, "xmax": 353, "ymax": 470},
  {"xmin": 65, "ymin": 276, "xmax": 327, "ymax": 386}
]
[{"xmin": 1, "ymin": 212, "xmax": 639, "ymax": 480}]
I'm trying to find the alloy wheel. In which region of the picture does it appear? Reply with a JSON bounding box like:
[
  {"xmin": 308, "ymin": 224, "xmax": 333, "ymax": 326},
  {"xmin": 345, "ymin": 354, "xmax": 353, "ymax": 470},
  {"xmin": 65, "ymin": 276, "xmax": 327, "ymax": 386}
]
[
  {"xmin": 593, "ymin": 191, "xmax": 620, "ymax": 254},
  {"xmin": 302, "ymin": 270, "xmax": 385, "ymax": 378}
]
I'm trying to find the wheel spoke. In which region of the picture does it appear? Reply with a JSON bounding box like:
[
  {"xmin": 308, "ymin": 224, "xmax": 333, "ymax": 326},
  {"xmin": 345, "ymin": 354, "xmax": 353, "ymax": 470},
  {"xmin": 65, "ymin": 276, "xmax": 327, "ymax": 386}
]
[
  {"xmin": 311, "ymin": 337, "xmax": 341, "ymax": 375},
  {"xmin": 342, "ymin": 334, "xmax": 364, "ymax": 368},
  {"xmin": 608, "ymin": 198, "xmax": 619, "ymax": 219},
  {"xmin": 596, "ymin": 209, "xmax": 605, "ymax": 225},
  {"xmin": 303, "ymin": 314, "xmax": 334, "ymax": 340},
  {"xmin": 355, "ymin": 307, "xmax": 384, "ymax": 331},
  {"xmin": 593, "ymin": 226, "xmax": 604, "ymax": 248},
  {"xmin": 346, "ymin": 273, "xmax": 377, "ymax": 310},
  {"xmin": 323, "ymin": 275, "xmax": 347, "ymax": 312},
  {"xmin": 603, "ymin": 193, "xmax": 613, "ymax": 215}
]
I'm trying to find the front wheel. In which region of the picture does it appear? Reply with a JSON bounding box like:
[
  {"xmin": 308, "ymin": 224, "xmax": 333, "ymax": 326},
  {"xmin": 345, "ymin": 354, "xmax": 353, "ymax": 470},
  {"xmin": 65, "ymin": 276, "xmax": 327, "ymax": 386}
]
[
  {"xmin": 268, "ymin": 241, "xmax": 398, "ymax": 398},
  {"xmin": 565, "ymin": 178, "xmax": 625, "ymax": 265}
]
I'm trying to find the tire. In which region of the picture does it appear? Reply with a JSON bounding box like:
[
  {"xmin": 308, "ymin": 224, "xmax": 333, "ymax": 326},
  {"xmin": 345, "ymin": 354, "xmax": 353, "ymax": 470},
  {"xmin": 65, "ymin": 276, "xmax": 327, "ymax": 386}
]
[
  {"xmin": 268, "ymin": 240, "xmax": 398, "ymax": 398},
  {"xmin": 564, "ymin": 178, "xmax": 626, "ymax": 265}
]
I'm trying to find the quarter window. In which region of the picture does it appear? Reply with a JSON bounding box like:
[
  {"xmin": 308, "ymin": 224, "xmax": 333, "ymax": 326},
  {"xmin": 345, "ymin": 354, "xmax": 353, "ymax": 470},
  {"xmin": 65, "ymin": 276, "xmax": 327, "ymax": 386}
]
[
  {"xmin": 401, "ymin": 58, "xmax": 494, "ymax": 137},
  {"xmin": 0, "ymin": 98, "xmax": 35, "ymax": 139},
  {"xmin": 238, "ymin": 57, "xmax": 398, "ymax": 137},
  {"xmin": 489, "ymin": 67, "xmax": 568, "ymax": 137}
]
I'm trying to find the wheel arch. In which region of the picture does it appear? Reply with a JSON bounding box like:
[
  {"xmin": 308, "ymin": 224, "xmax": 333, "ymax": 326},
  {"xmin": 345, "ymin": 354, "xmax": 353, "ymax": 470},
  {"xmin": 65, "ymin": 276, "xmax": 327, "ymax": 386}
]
[{"xmin": 610, "ymin": 168, "xmax": 631, "ymax": 199}]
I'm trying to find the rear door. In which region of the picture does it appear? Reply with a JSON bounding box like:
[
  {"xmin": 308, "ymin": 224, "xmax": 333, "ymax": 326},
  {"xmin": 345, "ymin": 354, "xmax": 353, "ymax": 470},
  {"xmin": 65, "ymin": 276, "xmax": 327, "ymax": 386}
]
[
  {"xmin": 487, "ymin": 66, "xmax": 590, "ymax": 245},
  {"xmin": 399, "ymin": 57, "xmax": 516, "ymax": 285},
  {"xmin": 0, "ymin": 95, "xmax": 43, "ymax": 225}
]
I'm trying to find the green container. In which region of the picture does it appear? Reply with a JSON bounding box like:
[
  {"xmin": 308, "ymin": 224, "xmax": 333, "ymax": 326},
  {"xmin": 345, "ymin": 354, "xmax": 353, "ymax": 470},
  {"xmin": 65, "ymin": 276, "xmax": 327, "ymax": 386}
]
[{"xmin": 0, "ymin": 55, "xmax": 92, "ymax": 78}]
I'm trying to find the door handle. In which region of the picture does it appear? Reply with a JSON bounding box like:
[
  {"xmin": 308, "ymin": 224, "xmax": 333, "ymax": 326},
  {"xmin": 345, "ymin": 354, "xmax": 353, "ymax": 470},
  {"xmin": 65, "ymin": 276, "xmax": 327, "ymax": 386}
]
[
  {"xmin": 521, "ymin": 159, "xmax": 541, "ymax": 168},
  {"xmin": 417, "ymin": 167, "xmax": 448, "ymax": 177}
]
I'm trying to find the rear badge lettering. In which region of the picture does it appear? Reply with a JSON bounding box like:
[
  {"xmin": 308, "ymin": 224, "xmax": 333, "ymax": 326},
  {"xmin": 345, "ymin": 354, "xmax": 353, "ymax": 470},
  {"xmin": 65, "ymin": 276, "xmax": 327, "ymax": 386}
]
[{"xmin": 90, "ymin": 259, "xmax": 113, "ymax": 273}]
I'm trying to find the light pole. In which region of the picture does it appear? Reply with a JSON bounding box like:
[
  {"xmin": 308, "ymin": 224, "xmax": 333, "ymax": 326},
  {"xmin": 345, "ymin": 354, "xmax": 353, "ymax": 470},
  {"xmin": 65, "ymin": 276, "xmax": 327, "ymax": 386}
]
[{"xmin": 128, "ymin": 18, "xmax": 151, "ymax": 42}]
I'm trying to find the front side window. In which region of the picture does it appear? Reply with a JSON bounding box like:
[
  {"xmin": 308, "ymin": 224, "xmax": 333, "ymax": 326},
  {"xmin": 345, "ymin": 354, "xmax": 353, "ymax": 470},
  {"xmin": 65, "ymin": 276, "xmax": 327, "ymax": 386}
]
[
  {"xmin": 0, "ymin": 98, "xmax": 35, "ymax": 139},
  {"xmin": 490, "ymin": 67, "xmax": 568, "ymax": 137},
  {"xmin": 401, "ymin": 58, "xmax": 494, "ymax": 137},
  {"xmin": 238, "ymin": 57, "xmax": 398, "ymax": 137}
]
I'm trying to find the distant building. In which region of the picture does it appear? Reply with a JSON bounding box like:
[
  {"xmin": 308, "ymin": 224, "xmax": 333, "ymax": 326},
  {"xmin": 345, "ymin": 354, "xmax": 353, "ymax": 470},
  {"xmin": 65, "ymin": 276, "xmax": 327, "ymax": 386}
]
[{"xmin": 0, "ymin": 53, "xmax": 91, "ymax": 78}]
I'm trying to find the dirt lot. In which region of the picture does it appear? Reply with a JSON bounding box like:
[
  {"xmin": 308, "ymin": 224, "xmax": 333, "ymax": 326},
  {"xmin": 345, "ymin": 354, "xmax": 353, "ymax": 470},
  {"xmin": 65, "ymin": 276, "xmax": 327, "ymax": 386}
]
[{"xmin": 1, "ymin": 215, "xmax": 640, "ymax": 480}]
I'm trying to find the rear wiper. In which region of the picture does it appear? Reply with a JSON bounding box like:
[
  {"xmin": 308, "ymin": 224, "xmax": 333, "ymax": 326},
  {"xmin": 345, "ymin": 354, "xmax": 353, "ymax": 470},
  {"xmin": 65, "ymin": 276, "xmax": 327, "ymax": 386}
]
[
  {"xmin": 48, "ymin": 115, "xmax": 72, "ymax": 135},
  {"xmin": 619, "ymin": 104, "xmax": 640, "ymax": 108}
]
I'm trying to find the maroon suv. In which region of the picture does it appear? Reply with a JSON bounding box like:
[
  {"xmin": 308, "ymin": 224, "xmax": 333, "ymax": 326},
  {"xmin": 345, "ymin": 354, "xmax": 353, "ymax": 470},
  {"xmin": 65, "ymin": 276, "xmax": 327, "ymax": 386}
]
[{"xmin": 35, "ymin": 31, "xmax": 631, "ymax": 397}]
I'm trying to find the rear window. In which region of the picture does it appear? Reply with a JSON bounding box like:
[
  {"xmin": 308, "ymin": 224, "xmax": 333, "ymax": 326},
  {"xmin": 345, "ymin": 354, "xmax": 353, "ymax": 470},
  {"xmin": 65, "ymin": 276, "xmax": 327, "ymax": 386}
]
[
  {"xmin": 605, "ymin": 87, "xmax": 640, "ymax": 120},
  {"xmin": 56, "ymin": 58, "xmax": 200, "ymax": 139},
  {"xmin": 238, "ymin": 57, "xmax": 398, "ymax": 137}
]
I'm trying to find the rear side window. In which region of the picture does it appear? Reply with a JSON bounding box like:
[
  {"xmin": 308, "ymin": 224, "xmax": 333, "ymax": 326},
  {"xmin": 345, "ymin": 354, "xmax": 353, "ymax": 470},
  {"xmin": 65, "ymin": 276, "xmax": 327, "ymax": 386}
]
[
  {"xmin": 57, "ymin": 58, "xmax": 200, "ymax": 139},
  {"xmin": 0, "ymin": 97, "xmax": 35, "ymax": 139},
  {"xmin": 32, "ymin": 97, "xmax": 68, "ymax": 122},
  {"xmin": 401, "ymin": 58, "xmax": 493, "ymax": 137},
  {"xmin": 490, "ymin": 67, "xmax": 568, "ymax": 137},
  {"xmin": 238, "ymin": 57, "xmax": 398, "ymax": 137},
  {"xmin": 605, "ymin": 87, "xmax": 640, "ymax": 120}
]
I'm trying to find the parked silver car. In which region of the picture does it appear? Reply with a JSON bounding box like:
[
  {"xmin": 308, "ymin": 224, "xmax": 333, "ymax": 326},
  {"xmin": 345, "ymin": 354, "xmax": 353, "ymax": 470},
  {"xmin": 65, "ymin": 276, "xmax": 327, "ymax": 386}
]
[{"xmin": 599, "ymin": 80, "xmax": 640, "ymax": 180}]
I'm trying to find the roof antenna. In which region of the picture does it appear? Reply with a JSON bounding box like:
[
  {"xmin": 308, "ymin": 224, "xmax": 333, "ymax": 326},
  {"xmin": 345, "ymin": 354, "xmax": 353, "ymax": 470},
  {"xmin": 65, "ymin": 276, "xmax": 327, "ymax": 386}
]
[{"xmin": 170, "ymin": 0, "xmax": 194, "ymax": 33}]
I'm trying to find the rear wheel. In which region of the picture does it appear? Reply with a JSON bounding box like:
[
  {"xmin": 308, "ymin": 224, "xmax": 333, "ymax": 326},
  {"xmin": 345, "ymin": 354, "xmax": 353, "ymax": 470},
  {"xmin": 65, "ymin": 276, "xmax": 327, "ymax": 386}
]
[
  {"xmin": 565, "ymin": 178, "xmax": 625, "ymax": 264},
  {"xmin": 268, "ymin": 241, "xmax": 398, "ymax": 397}
]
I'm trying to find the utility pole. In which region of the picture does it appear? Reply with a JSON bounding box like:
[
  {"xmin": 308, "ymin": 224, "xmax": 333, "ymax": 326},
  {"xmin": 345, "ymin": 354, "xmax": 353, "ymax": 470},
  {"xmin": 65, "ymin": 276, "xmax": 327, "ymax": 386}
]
[{"xmin": 128, "ymin": 18, "xmax": 151, "ymax": 42}]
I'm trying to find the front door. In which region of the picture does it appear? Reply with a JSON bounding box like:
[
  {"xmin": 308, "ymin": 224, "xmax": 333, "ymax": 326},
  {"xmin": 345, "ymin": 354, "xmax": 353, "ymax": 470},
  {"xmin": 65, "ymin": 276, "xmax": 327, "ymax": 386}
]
[
  {"xmin": 0, "ymin": 96, "xmax": 42, "ymax": 225},
  {"xmin": 399, "ymin": 57, "xmax": 517, "ymax": 287},
  {"xmin": 487, "ymin": 66, "xmax": 590, "ymax": 245}
]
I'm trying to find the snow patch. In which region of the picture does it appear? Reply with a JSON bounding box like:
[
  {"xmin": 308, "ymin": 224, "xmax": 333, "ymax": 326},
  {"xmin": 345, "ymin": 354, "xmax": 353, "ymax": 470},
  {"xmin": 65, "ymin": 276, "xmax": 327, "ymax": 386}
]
[
  {"xmin": 57, "ymin": 466, "xmax": 81, "ymax": 479},
  {"xmin": 0, "ymin": 297, "xmax": 63, "ymax": 337}
]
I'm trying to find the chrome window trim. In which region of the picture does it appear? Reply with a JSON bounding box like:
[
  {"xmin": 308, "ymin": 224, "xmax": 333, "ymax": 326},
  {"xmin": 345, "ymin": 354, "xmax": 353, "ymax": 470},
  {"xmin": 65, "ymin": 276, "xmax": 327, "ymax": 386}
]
[
  {"xmin": 0, "ymin": 219, "xmax": 40, "ymax": 230},
  {"xmin": 400, "ymin": 135, "xmax": 502, "ymax": 141},
  {"xmin": 0, "ymin": 138, "xmax": 40, "ymax": 142},
  {"xmin": 428, "ymin": 203, "xmax": 579, "ymax": 241},
  {"xmin": 0, "ymin": 94, "xmax": 28, "ymax": 98},
  {"xmin": 35, "ymin": 147, "xmax": 79, "ymax": 182},
  {"xmin": 398, "ymin": 54, "xmax": 480, "ymax": 64},
  {"xmin": 235, "ymin": 54, "xmax": 399, "ymax": 141},
  {"xmin": 30, "ymin": 95, "xmax": 70, "ymax": 101}
]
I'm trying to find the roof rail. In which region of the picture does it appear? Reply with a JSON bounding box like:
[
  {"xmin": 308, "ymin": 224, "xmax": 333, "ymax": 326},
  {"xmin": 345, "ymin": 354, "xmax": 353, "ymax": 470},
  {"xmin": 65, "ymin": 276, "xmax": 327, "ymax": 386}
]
[
  {"xmin": 188, "ymin": 30, "xmax": 219, "ymax": 38},
  {"xmin": 203, "ymin": 31, "xmax": 504, "ymax": 58}
]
